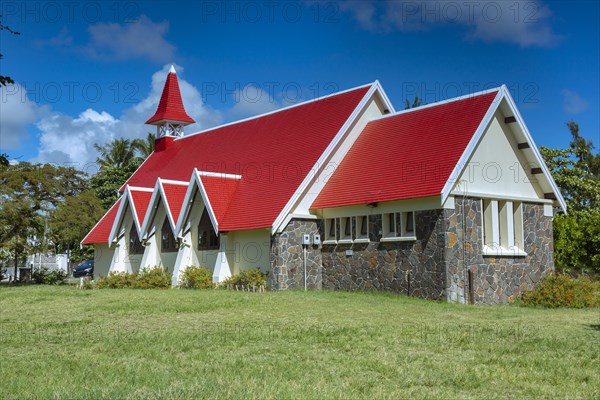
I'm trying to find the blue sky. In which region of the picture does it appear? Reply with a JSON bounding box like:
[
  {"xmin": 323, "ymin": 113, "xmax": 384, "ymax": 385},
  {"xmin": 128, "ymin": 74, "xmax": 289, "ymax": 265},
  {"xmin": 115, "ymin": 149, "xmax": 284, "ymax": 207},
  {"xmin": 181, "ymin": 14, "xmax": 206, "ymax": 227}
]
[{"xmin": 1, "ymin": 0, "xmax": 598, "ymax": 170}]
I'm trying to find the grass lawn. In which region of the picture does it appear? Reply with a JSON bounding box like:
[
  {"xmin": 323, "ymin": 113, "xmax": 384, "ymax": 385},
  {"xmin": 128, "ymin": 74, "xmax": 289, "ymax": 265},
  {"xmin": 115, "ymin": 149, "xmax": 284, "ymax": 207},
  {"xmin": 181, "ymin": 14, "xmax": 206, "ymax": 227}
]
[{"xmin": 0, "ymin": 286, "xmax": 598, "ymax": 399}]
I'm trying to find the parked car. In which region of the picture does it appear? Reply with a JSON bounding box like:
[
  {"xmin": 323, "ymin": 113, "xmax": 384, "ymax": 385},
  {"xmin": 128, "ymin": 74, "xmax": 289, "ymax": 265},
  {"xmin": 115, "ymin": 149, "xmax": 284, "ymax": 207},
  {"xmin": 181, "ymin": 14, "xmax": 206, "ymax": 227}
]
[{"xmin": 72, "ymin": 260, "xmax": 94, "ymax": 278}]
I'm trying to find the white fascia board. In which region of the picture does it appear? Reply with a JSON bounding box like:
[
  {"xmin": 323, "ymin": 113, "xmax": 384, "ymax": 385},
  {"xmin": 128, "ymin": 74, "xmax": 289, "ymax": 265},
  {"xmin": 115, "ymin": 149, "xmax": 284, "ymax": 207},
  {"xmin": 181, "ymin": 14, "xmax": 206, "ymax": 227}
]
[
  {"xmin": 108, "ymin": 186, "xmax": 132, "ymax": 247},
  {"xmin": 139, "ymin": 180, "xmax": 163, "ymax": 239},
  {"xmin": 173, "ymin": 170, "xmax": 199, "ymax": 238},
  {"xmin": 158, "ymin": 178, "xmax": 189, "ymax": 186},
  {"xmin": 158, "ymin": 179, "xmax": 178, "ymax": 233},
  {"xmin": 369, "ymin": 86, "xmax": 503, "ymax": 123},
  {"xmin": 271, "ymin": 83, "xmax": 378, "ymax": 234},
  {"xmin": 196, "ymin": 170, "xmax": 242, "ymax": 180},
  {"xmin": 372, "ymin": 80, "xmax": 396, "ymax": 114},
  {"xmin": 181, "ymin": 82, "xmax": 376, "ymax": 141},
  {"xmin": 500, "ymin": 86, "xmax": 567, "ymax": 213},
  {"xmin": 180, "ymin": 169, "xmax": 220, "ymax": 235},
  {"xmin": 440, "ymin": 88, "xmax": 504, "ymax": 205}
]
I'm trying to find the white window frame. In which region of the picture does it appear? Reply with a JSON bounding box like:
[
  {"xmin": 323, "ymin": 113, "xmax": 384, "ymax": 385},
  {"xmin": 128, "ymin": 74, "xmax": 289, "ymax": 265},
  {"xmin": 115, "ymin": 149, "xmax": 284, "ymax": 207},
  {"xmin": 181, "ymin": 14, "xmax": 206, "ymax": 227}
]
[
  {"xmin": 355, "ymin": 215, "xmax": 369, "ymax": 243},
  {"xmin": 482, "ymin": 199, "xmax": 526, "ymax": 256},
  {"xmin": 324, "ymin": 218, "xmax": 337, "ymax": 244},
  {"xmin": 381, "ymin": 212, "xmax": 417, "ymax": 242},
  {"xmin": 339, "ymin": 217, "xmax": 353, "ymax": 243}
]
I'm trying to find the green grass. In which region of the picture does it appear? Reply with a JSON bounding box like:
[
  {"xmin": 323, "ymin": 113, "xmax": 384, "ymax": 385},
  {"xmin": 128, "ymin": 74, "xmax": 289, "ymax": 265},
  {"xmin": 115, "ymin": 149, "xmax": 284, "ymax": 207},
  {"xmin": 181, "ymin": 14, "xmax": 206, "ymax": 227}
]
[{"xmin": 0, "ymin": 286, "xmax": 598, "ymax": 399}]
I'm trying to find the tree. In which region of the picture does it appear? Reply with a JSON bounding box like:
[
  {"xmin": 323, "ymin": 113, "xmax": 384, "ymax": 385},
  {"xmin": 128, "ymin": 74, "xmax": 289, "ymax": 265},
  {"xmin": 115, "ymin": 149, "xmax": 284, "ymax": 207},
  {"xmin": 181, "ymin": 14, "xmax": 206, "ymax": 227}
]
[
  {"xmin": 90, "ymin": 159, "xmax": 142, "ymax": 210},
  {"xmin": 0, "ymin": 162, "xmax": 88, "ymax": 277},
  {"xmin": 94, "ymin": 138, "xmax": 137, "ymax": 170},
  {"xmin": 404, "ymin": 96, "xmax": 422, "ymax": 110},
  {"xmin": 0, "ymin": 15, "xmax": 20, "ymax": 86},
  {"xmin": 541, "ymin": 121, "xmax": 600, "ymax": 273},
  {"xmin": 49, "ymin": 189, "xmax": 104, "ymax": 264},
  {"xmin": 133, "ymin": 132, "xmax": 155, "ymax": 159},
  {"xmin": 0, "ymin": 153, "xmax": 9, "ymax": 167}
]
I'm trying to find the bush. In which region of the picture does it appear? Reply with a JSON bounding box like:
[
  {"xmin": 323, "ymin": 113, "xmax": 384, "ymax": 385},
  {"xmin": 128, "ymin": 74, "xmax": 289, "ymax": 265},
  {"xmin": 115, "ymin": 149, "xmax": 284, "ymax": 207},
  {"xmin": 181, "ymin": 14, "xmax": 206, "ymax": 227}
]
[
  {"xmin": 32, "ymin": 267, "xmax": 68, "ymax": 285},
  {"xmin": 519, "ymin": 273, "xmax": 600, "ymax": 308},
  {"xmin": 96, "ymin": 267, "xmax": 171, "ymax": 289},
  {"xmin": 220, "ymin": 268, "xmax": 268, "ymax": 290},
  {"xmin": 179, "ymin": 266, "xmax": 213, "ymax": 289}
]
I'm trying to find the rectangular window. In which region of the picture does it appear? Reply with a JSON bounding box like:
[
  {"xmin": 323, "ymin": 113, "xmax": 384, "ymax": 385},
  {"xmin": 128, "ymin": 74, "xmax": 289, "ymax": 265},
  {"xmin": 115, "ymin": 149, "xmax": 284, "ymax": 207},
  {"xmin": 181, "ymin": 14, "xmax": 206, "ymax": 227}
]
[
  {"xmin": 382, "ymin": 212, "xmax": 397, "ymax": 237},
  {"xmin": 402, "ymin": 211, "xmax": 415, "ymax": 237},
  {"xmin": 340, "ymin": 217, "xmax": 352, "ymax": 241},
  {"xmin": 325, "ymin": 218, "xmax": 337, "ymax": 242},
  {"xmin": 483, "ymin": 199, "xmax": 524, "ymax": 255},
  {"xmin": 356, "ymin": 215, "xmax": 369, "ymax": 241}
]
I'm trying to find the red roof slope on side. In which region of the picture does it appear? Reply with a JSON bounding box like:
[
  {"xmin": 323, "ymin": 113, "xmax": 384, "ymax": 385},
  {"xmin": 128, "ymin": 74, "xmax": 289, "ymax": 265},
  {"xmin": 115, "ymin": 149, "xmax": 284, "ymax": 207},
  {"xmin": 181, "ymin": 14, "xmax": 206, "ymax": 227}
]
[
  {"xmin": 81, "ymin": 198, "xmax": 122, "ymax": 245},
  {"xmin": 200, "ymin": 175, "xmax": 240, "ymax": 227},
  {"xmin": 146, "ymin": 71, "xmax": 195, "ymax": 125},
  {"xmin": 312, "ymin": 91, "xmax": 499, "ymax": 209},
  {"xmin": 126, "ymin": 85, "xmax": 371, "ymax": 231},
  {"xmin": 162, "ymin": 183, "xmax": 188, "ymax": 226},
  {"xmin": 130, "ymin": 190, "xmax": 153, "ymax": 228}
]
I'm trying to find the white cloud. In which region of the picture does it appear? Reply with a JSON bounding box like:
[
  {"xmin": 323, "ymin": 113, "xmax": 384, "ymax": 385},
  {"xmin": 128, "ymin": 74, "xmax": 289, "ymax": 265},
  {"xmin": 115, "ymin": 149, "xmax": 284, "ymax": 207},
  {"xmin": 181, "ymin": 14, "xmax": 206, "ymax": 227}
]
[
  {"xmin": 43, "ymin": 15, "xmax": 176, "ymax": 63},
  {"xmin": 0, "ymin": 83, "xmax": 46, "ymax": 149},
  {"xmin": 562, "ymin": 89, "xmax": 589, "ymax": 115},
  {"xmin": 341, "ymin": 0, "xmax": 561, "ymax": 47},
  {"xmin": 34, "ymin": 64, "xmax": 223, "ymax": 169},
  {"xmin": 227, "ymin": 85, "xmax": 283, "ymax": 119}
]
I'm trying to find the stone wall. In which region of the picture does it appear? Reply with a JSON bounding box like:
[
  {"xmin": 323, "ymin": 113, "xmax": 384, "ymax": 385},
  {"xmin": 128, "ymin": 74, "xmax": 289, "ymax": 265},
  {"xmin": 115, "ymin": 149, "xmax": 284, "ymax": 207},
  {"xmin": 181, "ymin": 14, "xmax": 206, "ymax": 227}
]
[
  {"xmin": 320, "ymin": 210, "xmax": 448, "ymax": 300},
  {"xmin": 269, "ymin": 219, "xmax": 322, "ymax": 290},
  {"xmin": 445, "ymin": 198, "xmax": 554, "ymax": 304}
]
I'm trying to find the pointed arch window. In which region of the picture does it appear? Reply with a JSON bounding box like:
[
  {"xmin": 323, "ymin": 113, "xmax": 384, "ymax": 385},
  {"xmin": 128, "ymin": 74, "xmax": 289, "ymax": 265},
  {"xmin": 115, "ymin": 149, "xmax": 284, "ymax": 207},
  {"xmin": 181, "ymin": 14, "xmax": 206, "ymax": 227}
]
[
  {"xmin": 161, "ymin": 217, "xmax": 177, "ymax": 252},
  {"xmin": 129, "ymin": 224, "xmax": 144, "ymax": 255},
  {"xmin": 198, "ymin": 209, "xmax": 219, "ymax": 251}
]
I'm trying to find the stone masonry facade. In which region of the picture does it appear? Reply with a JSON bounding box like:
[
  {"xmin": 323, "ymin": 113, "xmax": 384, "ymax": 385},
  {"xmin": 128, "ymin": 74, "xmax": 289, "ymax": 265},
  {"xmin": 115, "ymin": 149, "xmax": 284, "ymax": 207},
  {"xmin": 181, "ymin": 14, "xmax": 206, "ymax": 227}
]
[
  {"xmin": 270, "ymin": 219, "xmax": 322, "ymax": 290},
  {"xmin": 445, "ymin": 198, "xmax": 554, "ymax": 304},
  {"xmin": 269, "ymin": 197, "xmax": 554, "ymax": 304}
]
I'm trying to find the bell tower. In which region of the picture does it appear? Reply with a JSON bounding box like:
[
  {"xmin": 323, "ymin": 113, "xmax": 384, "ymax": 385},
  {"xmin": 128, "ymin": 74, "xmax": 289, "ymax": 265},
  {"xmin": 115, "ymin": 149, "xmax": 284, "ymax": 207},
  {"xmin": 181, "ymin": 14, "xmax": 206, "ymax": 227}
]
[{"xmin": 145, "ymin": 65, "xmax": 195, "ymax": 150}]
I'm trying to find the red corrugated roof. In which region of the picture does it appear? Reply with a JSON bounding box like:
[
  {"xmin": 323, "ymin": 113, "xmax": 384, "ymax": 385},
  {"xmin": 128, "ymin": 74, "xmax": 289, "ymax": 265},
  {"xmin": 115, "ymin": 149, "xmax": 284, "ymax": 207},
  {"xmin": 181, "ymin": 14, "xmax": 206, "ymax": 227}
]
[
  {"xmin": 146, "ymin": 71, "xmax": 195, "ymax": 125},
  {"xmin": 162, "ymin": 183, "xmax": 188, "ymax": 226},
  {"xmin": 125, "ymin": 85, "xmax": 371, "ymax": 231},
  {"xmin": 200, "ymin": 175, "xmax": 240, "ymax": 228},
  {"xmin": 312, "ymin": 91, "xmax": 498, "ymax": 209},
  {"xmin": 81, "ymin": 198, "xmax": 122, "ymax": 245},
  {"xmin": 130, "ymin": 190, "xmax": 153, "ymax": 228}
]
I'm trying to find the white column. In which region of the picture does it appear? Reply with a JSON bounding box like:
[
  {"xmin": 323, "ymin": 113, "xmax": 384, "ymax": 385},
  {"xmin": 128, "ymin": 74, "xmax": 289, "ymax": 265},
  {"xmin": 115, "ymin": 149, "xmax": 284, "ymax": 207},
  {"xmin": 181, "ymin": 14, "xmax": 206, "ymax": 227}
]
[
  {"xmin": 110, "ymin": 240, "xmax": 127, "ymax": 273},
  {"xmin": 173, "ymin": 231, "xmax": 193, "ymax": 287},
  {"xmin": 213, "ymin": 232, "xmax": 232, "ymax": 283},
  {"xmin": 140, "ymin": 235, "xmax": 159, "ymax": 271}
]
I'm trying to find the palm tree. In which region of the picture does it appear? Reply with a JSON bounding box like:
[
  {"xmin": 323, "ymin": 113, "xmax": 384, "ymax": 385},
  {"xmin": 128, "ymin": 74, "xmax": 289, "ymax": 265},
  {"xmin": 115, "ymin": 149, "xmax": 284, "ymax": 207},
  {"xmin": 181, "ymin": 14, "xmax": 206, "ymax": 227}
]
[
  {"xmin": 133, "ymin": 132, "xmax": 155, "ymax": 160},
  {"xmin": 93, "ymin": 138, "xmax": 137, "ymax": 170}
]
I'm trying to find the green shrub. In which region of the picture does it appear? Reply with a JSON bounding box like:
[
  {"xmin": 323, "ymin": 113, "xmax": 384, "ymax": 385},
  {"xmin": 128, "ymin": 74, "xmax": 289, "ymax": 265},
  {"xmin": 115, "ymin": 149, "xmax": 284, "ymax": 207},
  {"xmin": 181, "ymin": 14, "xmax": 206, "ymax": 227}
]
[
  {"xmin": 220, "ymin": 268, "xmax": 268, "ymax": 291},
  {"xmin": 31, "ymin": 267, "xmax": 68, "ymax": 285},
  {"xmin": 180, "ymin": 266, "xmax": 213, "ymax": 289},
  {"xmin": 96, "ymin": 267, "xmax": 171, "ymax": 289},
  {"xmin": 137, "ymin": 267, "xmax": 172, "ymax": 289},
  {"xmin": 519, "ymin": 273, "xmax": 600, "ymax": 308}
]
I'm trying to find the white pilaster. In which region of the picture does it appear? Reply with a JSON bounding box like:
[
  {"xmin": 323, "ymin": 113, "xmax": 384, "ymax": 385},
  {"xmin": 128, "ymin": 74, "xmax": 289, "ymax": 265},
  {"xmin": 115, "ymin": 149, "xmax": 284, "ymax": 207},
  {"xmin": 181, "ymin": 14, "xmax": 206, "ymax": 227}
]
[
  {"xmin": 173, "ymin": 231, "xmax": 193, "ymax": 287},
  {"xmin": 213, "ymin": 233, "xmax": 231, "ymax": 283}
]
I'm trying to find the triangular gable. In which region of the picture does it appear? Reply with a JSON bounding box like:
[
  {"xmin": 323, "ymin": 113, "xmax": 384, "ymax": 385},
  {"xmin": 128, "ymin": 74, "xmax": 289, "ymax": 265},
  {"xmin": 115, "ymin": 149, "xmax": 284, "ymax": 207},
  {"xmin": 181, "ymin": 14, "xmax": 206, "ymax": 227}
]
[
  {"xmin": 108, "ymin": 186, "xmax": 154, "ymax": 245},
  {"xmin": 139, "ymin": 179, "xmax": 189, "ymax": 238},
  {"xmin": 81, "ymin": 198, "xmax": 122, "ymax": 245},
  {"xmin": 441, "ymin": 85, "xmax": 567, "ymax": 212},
  {"xmin": 174, "ymin": 169, "xmax": 241, "ymax": 236}
]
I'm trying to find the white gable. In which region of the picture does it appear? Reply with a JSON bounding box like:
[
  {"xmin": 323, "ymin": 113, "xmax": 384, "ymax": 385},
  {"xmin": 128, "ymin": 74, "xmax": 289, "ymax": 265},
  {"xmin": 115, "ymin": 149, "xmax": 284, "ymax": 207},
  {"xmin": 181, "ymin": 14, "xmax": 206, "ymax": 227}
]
[{"xmin": 451, "ymin": 110, "xmax": 544, "ymax": 200}]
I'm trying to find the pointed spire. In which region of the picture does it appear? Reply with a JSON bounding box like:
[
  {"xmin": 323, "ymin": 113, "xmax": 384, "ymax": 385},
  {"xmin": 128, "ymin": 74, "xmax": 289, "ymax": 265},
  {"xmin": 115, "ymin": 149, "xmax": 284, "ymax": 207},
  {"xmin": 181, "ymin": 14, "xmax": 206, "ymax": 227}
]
[
  {"xmin": 145, "ymin": 67, "xmax": 195, "ymax": 126},
  {"xmin": 169, "ymin": 65, "xmax": 176, "ymax": 74}
]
